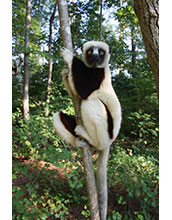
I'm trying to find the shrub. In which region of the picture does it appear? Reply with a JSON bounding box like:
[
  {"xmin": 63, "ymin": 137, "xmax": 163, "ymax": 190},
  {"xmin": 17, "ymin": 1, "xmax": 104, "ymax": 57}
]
[{"xmin": 108, "ymin": 144, "xmax": 159, "ymax": 219}]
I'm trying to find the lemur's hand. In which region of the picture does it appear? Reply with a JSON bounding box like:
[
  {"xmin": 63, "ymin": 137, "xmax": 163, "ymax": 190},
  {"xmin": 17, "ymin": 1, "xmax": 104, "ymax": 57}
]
[
  {"xmin": 61, "ymin": 47, "xmax": 74, "ymax": 67},
  {"xmin": 61, "ymin": 69, "xmax": 68, "ymax": 77}
]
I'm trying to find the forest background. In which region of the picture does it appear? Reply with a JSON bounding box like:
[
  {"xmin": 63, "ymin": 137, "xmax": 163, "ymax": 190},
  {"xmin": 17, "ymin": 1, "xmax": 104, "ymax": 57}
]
[{"xmin": 1, "ymin": 0, "xmax": 171, "ymax": 219}]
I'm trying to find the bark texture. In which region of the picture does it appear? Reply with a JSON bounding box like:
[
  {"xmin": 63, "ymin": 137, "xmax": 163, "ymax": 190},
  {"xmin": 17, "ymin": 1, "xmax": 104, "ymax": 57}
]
[
  {"xmin": 23, "ymin": 0, "xmax": 31, "ymax": 120},
  {"xmin": 56, "ymin": 0, "xmax": 100, "ymax": 219},
  {"xmin": 134, "ymin": 0, "xmax": 159, "ymax": 96},
  {"xmin": 99, "ymin": 0, "xmax": 103, "ymax": 41},
  {"xmin": 56, "ymin": 0, "xmax": 73, "ymax": 52},
  {"xmin": 131, "ymin": 26, "xmax": 136, "ymax": 70}
]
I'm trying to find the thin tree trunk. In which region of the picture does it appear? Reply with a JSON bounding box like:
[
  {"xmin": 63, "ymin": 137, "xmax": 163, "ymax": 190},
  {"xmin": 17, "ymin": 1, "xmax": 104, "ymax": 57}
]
[
  {"xmin": 99, "ymin": 0, "xmax": 103, "ymax": 41},
  {"xmin": 131, "ymin": 26, "xmax": 137, "ymax": 77},
  {"xmin": 56, "ymin": 0, "xmax": 100, "ymax": 219},
  {"xmin": 38, "ymin": 0, "xmax": 42, "ymax": 65},
  {"xmin": 45, "ymin": 3, "xmax": 57, "ymax": 117},
  {"xmin": 23, "ymin": 0, "xmax": 31, "ymax": 120},
  {"xmin": 134, "ymin": 0, "xmax": 159, "ymax": 96},
  {"xmin": 119, "ymin": 0, "xmax": 123, "ymax": 39},
  {"xmin": 119, "ymin": 0, "xmax": 124, "ymax": 74},
  {"xmin": 56, "ymin": 0, "xmax": 73, "ymax": 52},
  {"xmin": 12, "ymin": 58, "xmax": 23, "ymax": 93}
]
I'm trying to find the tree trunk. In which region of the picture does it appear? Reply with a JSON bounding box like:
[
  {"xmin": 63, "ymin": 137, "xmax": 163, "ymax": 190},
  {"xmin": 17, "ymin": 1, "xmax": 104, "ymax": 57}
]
[
  {"xmin": 45, "ymin": 3, "xmax": 57, "ymax": 117},
  {"xmin": 119, "ymin": 0, "xmax": 123, "ymax": 39},
  {"xmin": 56, "ymin": 0, "xmax": 73, "ymax": 52},
  {"xmin": 134, "ymin": 0, "xmax": 159, "ymax": 96},
  {"xmin": 38, "ymin": 0, "xmax": 42, "ymax": 66},
  {"xmin": 99, "ymin": 0, "xmax": 103, "ymax": 41},
  {"xmin": 56, "ymin": 0, "xmax": 100, "ymax": 219},
  {"xmin": 131, "ymin": 25, "xmax": 137, "ymax": 76},
  {"xmin": 119, "ymin": 0, "xmax": 124, "ymax": 74},
  {"xmin": 23, "ymin": 0, "xmax": 31, "ymax": 120}
]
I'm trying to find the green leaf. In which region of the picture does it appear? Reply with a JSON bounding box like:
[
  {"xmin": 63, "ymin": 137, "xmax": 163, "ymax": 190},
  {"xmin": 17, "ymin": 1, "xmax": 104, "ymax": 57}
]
[
  {"xmin": 136, "ymin": 190, "xmax": 141, "ymax": 197},
  {"xmin": 25, "ymin": 140, "xmax": 31, "ymax": 147},
  {"xmin": 40, "ymin": 213, "xmax": 48, "ymax": 219},
  {"xmin": 137, "ymin": 214, "xmax": 144, "ymax": 220},
  {"xmin": 12, "ymin": 174, "xmax": 17, "ymax": 180}
]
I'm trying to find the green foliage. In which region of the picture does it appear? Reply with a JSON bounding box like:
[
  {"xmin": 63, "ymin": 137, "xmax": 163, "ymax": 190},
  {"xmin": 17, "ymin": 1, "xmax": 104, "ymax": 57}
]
[
  {"xmin": 12, "ymin": 164, "xmax": 71, "ymax": 219},
  {"xmin": 128, "ymin": 110, "xmax": 159, "ymax": 147},
  {"xmin": 12, "ymin": 109, "xmax": 158, "ymax": 219},
  {"xmin": 12, "ymin": 110, "xmax": 73, "ymax": 163},
  {"xmin": 81, "ymin": 205, "xmax": 90, "ymax": 218},
  {"xmin": 108, "ymin": 144, "xmax": 158, "ymax": 219},
  {"xmin": 114, "ymin": 70, "xmax": 158, "ymax": 137},
  {"xmin": 107, "ymin": 210, "xmax": 122, "ymax": 220},
  {"xmin": 12, "ymin": 111, "xmax": 89, "ymax": 219}
]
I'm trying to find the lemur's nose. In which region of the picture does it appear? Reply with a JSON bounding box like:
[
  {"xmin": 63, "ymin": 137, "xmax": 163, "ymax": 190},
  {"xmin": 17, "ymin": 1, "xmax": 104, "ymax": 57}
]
[{"xmin": 92, "ymin": 54, "xmax": 99, "ymax": 60}]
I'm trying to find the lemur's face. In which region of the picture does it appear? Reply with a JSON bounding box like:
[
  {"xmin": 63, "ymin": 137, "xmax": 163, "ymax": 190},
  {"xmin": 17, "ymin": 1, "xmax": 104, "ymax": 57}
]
[
  {"xmin": 82, "ymin": 41, "xmax": 110, "ymax": 68},
  {"xmin": 85, "ymin": 47, "xmax": 106, "ymax": 68}
]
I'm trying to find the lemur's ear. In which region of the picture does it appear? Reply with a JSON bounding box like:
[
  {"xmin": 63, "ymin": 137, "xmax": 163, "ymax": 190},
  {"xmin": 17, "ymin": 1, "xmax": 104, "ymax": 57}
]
[
  {"xmin": 109, "ymin": 47, "xmax": 111, "ymax": 53},
  {"xmin": 81, "ymin": 46, "xmax": 83, "ymax": 52}
]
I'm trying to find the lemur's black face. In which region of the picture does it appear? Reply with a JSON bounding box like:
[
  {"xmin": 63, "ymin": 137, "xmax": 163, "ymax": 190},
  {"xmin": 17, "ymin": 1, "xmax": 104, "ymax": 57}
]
[{"xmin": 86, "ymin": 47, "xmax": 106, "ymax": 68}]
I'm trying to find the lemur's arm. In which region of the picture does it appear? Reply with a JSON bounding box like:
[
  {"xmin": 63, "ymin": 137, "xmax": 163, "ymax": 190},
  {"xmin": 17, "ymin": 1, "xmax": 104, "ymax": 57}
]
[
  {"xmin": 61, "ymin": 69, "xmax": 73, "ymax": 97},
  {"xmin": 60, "ymin": 48, "xmax": 75, "ymax": 97},
  {"xmin": 61, "ymin": 48, "xmax": 89, "ymax": 147},
  {"xmin": 61, "ymin": 47, "xmax": 74, "ymax": 69}
]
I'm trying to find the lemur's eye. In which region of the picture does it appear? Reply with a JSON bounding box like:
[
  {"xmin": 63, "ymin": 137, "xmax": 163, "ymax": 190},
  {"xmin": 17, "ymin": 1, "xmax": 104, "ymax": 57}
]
[
  {"xmin": 99, "ymin": 50, "xmax": 105, "ymax": 56},
  {"xmin": 87, "ymin": 50, "xmax": 92, "ymax": 55}
]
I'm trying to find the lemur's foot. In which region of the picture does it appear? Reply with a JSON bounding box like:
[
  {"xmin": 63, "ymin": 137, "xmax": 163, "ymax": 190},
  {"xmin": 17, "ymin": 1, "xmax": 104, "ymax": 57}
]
[
  {"xmin": 75, "ymin": 125, "xmax": 94, "ymax": 147},
  {"xmin": 61, "ymin": 68, "xmax": 68, "ymax": 76},
  {"xmin": 75, "ymin": 137, "xmax": 88, "ymax": 148}
]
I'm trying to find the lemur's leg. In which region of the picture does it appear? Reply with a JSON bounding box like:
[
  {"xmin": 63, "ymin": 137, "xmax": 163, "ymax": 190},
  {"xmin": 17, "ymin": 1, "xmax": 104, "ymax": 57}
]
[
  {"xmin": 53, "ymin": 112, "xmax": 77, "ymax": 146},
  {"xmin": 53, "ymin": 112, "xmax": 91, "ymax": 148},
  {"xmin": 80, "ymin": 99, "xmax": 111, "ymax": 150},
  {"xmin": 96, "ymin": 147, "xmax": 110, "ymax": 220}
]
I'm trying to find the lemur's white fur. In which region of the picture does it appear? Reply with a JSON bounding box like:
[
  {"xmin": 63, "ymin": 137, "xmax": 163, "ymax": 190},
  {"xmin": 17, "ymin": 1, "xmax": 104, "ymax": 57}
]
[
  {"xmin": 53, "ymin": 41, "xmax": 122, "ymax": 220},
  {"xmin": 53, "ymin": 112, "xmax": 76, "ymax": 146}
]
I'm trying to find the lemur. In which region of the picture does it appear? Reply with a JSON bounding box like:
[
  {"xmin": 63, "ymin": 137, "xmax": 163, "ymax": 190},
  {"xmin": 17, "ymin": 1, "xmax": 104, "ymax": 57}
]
[{"xmin": 53, "ymin": 41, "xmax": 122, "ymax": 220}]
